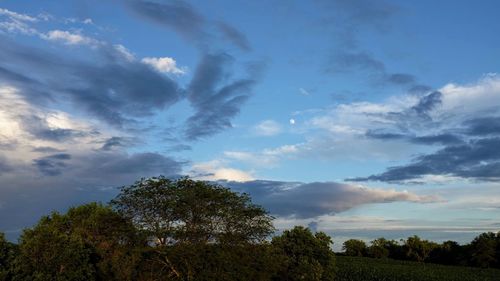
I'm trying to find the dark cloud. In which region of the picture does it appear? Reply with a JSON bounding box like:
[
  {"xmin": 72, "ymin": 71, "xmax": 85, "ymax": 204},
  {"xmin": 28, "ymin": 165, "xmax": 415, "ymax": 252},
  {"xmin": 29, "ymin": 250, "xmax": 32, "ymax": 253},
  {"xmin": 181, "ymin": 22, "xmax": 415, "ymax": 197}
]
[
  {"xmin": 411, "ymin": 91, "xmax": 442, "ymax": 115},
  {"xmin": 366, "ymin": 130, "xmax": 463, "ymax": 146},
  {"xmin": 185, "ymin": 53, "xmax": 256, "ymax": 140},
  {"xmin": 0, "ymin": 157, "xmax": 12, "ymax": 175},
  {"xmin": 386, "ymin": 73, "xmax": 416, "ymax": 85},
  {"xmin": 351, "ymin": 138, "xmax": 500, "ymax": 183},
  {"xmin": 31, "ymin": 146, "xmax": 66, "ymax": 153},
  {"xmin": 125, "ymin": 0, "xmax": 206, "ymax": 43},
  {"xmin": 223, "ymin": 180, "xmax": 436, "ymax": 218},
  {"xmin": 0, "ymin": 36, "xmax": 181, "ymax": 129},
  {"xmin": 329, "ymin": 51, "xmax": 417, "ymax": 87},
  {"xmin": 464, "ymin": 117, "xmax": 500, "ymax": 136},
  {"xmin": 216, "ymin": 21, "xmax": 251, "ymax": 52},
  {"xmin": 99, "ymin": 136, "xmax": 136, "ymax": 151},
  {"xmin": 411, "ymin": 134, "xmax": 463, "ymax": 145},
  {"xmin": 125, "ymin": 0, "xmax": 251, "ymax": 51},
  {"xmin": 33, "ymin": 153, "xmax": 72, "ymax": 176},
  {"xmin": 19, "ymin": 115, "xmax": 89, "ymax": 142},
  {"xmin": 0, "ymin": 150, "xmax": 185, "ymax": 240}
]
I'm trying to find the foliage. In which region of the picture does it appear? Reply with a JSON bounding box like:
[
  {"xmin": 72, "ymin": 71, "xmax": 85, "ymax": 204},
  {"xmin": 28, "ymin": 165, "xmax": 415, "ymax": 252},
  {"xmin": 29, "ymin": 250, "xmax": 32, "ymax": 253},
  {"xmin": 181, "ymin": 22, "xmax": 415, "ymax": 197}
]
[
  {"xmin": 111, "ymin": 176, "xmax": 274, "ymax": 246},
  {"xmin": 0, "ymin": 233, "xmax": 18, "ymax": 281},
  {"xmin": 272, "ymin": 226, "xmax": 336, "ymax": 281},
  {"xmin": 12, "ymin": 203, "xmax": 143, "ymax": 281},
  {"xmin": 336, "ymin": 256, "xmax": 500, "ymax": 281},
  {"xmin": 343, "ymin": 239, "xmax": 367, "ymax": 257}
]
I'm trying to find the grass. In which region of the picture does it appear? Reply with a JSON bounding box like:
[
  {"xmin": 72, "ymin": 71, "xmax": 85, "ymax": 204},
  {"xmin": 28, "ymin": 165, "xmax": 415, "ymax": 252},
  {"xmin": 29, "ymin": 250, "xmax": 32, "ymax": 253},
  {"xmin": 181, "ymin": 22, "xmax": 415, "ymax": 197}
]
[{"xmin": 336, "ymin": 256, "xmax": 500, "ymax": 281}]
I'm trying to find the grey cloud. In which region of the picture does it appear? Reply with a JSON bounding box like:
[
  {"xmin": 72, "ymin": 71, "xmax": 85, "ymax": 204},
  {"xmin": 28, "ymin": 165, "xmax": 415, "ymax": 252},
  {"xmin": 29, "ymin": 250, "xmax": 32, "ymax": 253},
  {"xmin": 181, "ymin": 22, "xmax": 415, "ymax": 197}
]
[
  {"xmin": 125, "ymin": 0, "xmax": 251, "ymax": 51},
  {"xmin": 329, "ymin": 51, "xmax": 417, "ymax": 87},
  {"xmin": 1, "ymin": 150, "xmax": 185, "ymax": 240},
  {"xmin": 0, "ymin": 157, "xmax": 12, "ymax": 175},
  {"xmin": 411, "ymin": 91, "xmax": 442, "ymax": 115},
  {"xmin": 216, "ymin": 21, "xmax": 251, "ymax": 52},
  {"xmin": 185, "ymin": 53, "xmax": 256, "ymax": 140},
  {"xmin": 99, "ymin": 136, "xmax": 136, "ymax": 151},
  {"xmin": 464, "ymin": 117, "xmax": 500, "ymax": 136},
  {"xmin": 387, "ymin": 73, "xmax": 415, "ymax": 85},
  {"xmin": 366, "ymin": 130, "xmax": 463, "ymax": 146},
  {"xmin": 32, "ymin": 146, "xmax": 65, "ymax": 153},
  {"xmin": 33, "ymin": 153, "xmax": 72, "ymax": 176},
  {"xmin": 223, "ymin": 180, "xmax": 437, "ymax": 218},
  {"xmin": 351, "ymin": 137, "xmax": 500, "ymax": 183},
  {"xmin": 20, "ymin": 115, "xmax": 88, "ymax": 142},
  {"xmin": 125, "ymin": 0, "xmax": 206, "ymax": 43},
  {"xmin": 0, "ymin": 36, "xmax": 181, "ymax": 129}
]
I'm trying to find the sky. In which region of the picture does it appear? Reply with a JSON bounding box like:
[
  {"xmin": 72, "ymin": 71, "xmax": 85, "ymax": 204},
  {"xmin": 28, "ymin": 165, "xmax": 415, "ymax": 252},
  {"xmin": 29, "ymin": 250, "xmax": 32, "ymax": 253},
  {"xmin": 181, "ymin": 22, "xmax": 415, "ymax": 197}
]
[{"xmin": 0, "ymin": 0, "xmax": 500, "ymax": 249}]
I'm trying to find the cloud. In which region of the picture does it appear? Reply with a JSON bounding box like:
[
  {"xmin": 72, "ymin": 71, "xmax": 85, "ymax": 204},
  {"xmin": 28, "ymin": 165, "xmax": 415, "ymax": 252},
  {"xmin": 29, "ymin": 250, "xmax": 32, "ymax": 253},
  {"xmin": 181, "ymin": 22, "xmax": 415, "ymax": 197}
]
[
  {"xmin": 215, "ymin": 21, "xmax": 251, "ymax": 51},
  {"xmin": 141, "ymin": 56, "xmax": 186, "ymax": 74},
  {"xmin": 0, "ymin": 85, "xmax": 185, "ymax": 237},
  {"xmin": 253, "ymin": 120, "xmax": 282, "ymax": 136},
  {"xmin": 33, "ymin": 153, "xmax": 72, "ymax": 176},
  {"xmin": 190, "ymin": 160, "xmax": 254, "ymax": 182},
  {"xmin": 351, "ymin": 137, "xmax": 500, "ymax": 183},
  {"xmin": 43, "ymin": 30, "xmax": 99, "ymax": 46},
  {"xmin": 124, "ymin": 0, "xmax": 206, "ymax": 43},
  {"xmin": 185, "ymin": 53, "xmax": 256, "ymax": 140},
  {"xmin": 339, "ymin": 75, "xmax": 500, "ymax": 183},
  {"xmin": 329, "ymin": 50, "xmax": 417, "ymax": 87},
  {"xmin": 223, "ymin": 180, "xmax": 439, "ymax": 218},
  {"xmin": 0, "ymin": 35, "xmax": 181, "ymax": 128},
  {"xmin": 124, "ymin": 0, "xmax": 251, "ymax": 51}
]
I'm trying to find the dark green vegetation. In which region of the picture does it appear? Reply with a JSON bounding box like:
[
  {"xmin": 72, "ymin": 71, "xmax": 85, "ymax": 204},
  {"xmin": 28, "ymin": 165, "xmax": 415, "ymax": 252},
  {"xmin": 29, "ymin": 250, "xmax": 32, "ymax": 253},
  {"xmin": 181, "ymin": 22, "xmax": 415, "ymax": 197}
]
[
  {"xmin": 342, "ymin": 233, "xmax": 500, "ymax": 268},
  {"xmin": 0, "ymin": 176, "xmax": 499, "ymax": 280},
  {"xmin": 0, "ymin": 177, "xmax": 335, "ymax": 281},
  {"xmin": 336, "ymin": 256, "xmax": 500, "ymax": 281}
]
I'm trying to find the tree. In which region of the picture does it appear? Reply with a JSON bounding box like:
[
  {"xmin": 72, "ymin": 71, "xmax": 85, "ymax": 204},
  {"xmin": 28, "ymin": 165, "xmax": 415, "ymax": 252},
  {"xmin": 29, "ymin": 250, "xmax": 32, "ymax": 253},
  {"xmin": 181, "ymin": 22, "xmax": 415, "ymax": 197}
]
[
  {"xmin": 12, "ymin": 203, "xmax": 143, "ymax": 281},
  {"xmin": 368, "ymin": 238, "xmax": 390, "ymax": 258},
  {"xmin": 0, "ymin": 232, "xmax": 18, "ymax": 281},
  {"xmin": 272, "ymin": 226, "xmax": 336, "ymax": 281},
  {"xmin": 470, "ymin": 232, "xmax": 497, "ymax": 268},
  {"xmin": 403, "ymin": 235, "xmax": 437, "ymax": 262},
  {"xmin": 111, "ymin": 176, "xmax": 274, "ymax": 246},
  {"xmin": 342, "ymin": 239, "xmax": 367, "ymax": 257}
]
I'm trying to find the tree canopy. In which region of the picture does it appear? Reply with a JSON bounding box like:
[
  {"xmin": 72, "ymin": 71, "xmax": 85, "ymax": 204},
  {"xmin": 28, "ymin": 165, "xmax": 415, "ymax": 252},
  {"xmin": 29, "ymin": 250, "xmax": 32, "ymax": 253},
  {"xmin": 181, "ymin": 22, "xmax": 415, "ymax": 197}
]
[{"xmin": 110, "ymin": 176, "xmax": 274, "ymax": 246}]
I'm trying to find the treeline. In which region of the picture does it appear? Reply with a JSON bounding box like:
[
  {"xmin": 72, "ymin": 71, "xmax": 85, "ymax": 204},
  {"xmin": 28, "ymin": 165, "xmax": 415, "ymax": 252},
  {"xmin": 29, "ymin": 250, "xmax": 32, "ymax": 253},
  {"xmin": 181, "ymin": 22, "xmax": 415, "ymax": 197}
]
[
  {"xmin": 0, "ymin": 177, "xmax": 336, "ymax": 281},
  {"xmin": 342, "ymin": 232, "xmax": 500, "ymax": 268}
]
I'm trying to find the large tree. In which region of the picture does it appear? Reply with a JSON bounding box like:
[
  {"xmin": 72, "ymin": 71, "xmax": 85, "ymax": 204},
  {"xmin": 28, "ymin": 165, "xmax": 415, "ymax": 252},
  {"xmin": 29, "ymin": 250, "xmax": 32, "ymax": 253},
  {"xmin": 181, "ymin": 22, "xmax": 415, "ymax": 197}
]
[
  {"xmin": 272, "ymin": 226, "xmax": 336, "ymax": 281},
  {"xmin": 12, "ymin": 203, "xmax": 143, "ymax": 281},
  {"xmin": 111, "ymin": 176, "xmax": 274, "ymax": 246}
]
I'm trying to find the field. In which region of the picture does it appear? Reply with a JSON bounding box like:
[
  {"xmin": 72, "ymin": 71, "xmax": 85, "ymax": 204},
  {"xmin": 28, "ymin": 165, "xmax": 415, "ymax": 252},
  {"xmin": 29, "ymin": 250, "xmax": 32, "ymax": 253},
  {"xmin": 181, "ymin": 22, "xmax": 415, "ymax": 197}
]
[{"xmin": 336, "ymin": 256, "xmax": 500, "ymax": 281}]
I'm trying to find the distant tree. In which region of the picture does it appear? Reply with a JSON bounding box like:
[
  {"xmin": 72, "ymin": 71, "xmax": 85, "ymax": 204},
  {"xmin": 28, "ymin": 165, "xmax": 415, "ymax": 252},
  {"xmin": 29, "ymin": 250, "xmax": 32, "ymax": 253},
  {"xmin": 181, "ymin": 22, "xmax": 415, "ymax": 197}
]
[
  {"xmin": 343, "ymin": 239, "xmax": 367, "ymax": 257},
  {"xmin": 428, "ymin": 240, "xmax": 463, "ymax": 265},
  {"xmin": 470, "ymin": 232, "xmax": 497, "ymax": 268},
  {"xmin": 403, "ymin": 235, "xmax": 437, "ymax": 262},
  {"xmin": 111, "ymin": 176, "xmax": 274, "ymax": 246},
  {"xmin": 0, "ymin": 232, "xmax": 18, "ymax": 281},
  {"xmin": 368, "ymin": 238, "xmax": 390, "ymax": 258},
  {"xmin": 12, "ymin": 203, "xmax": 143, "ymax": 281},
  {"xmin": 272, "ymin": 226, "xmax": 336, "ymax": 281}
]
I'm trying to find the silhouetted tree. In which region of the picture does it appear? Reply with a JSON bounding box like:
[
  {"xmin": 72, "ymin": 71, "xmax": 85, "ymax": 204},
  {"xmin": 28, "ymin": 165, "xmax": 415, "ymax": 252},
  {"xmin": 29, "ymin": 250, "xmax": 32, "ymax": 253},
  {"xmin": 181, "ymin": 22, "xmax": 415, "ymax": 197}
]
[
  {"xmin": 470, "ymin": 232, "xmax": 497, "ymax": 268},
  {"xmin": 111, "ymin": 176, "xmax": 274, "ymax": 246},
  {"xmin": 272, "ymin": 226, "xmax": 336, "ymax": 281},
  {"xmin": 343, "ymin": 239, "xmax": 367, "ymax": 257}
]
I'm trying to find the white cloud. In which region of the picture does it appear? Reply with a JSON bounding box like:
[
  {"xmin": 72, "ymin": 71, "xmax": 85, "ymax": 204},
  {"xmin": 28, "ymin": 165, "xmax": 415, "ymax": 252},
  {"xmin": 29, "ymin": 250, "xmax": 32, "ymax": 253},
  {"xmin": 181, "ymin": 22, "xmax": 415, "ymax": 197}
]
[
  {"xmin": 43, "ymin": 30, "xmax": 99, "ymax": 46},
  {"xmin": 114, "ymin": 44, "xmax": 135, "ymax": 61},
  {"xmin": 299, "ymin": 87, "xmax": 310, "ymax": 96},
  {"xmin": 253, "ymin": 119, "xmax": 282, "ymax": 136},
  {"xmin": 0, "ymin": 8, "xmax": 37, "ymax": 22},
  {"xmin": 141, "ymin": 57, "xmax": 186, "ymax": 74},
  {"xmin": 190, "ymin": 160, "xmax": 254, "ymax": 182}
]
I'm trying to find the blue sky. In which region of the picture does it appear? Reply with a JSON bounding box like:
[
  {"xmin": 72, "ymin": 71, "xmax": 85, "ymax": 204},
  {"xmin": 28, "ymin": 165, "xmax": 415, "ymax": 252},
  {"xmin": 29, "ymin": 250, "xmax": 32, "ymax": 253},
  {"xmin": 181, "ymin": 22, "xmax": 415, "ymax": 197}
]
[{"xmin": 1, "ymin": 0, "xmax": 500, "ymax": 249}]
